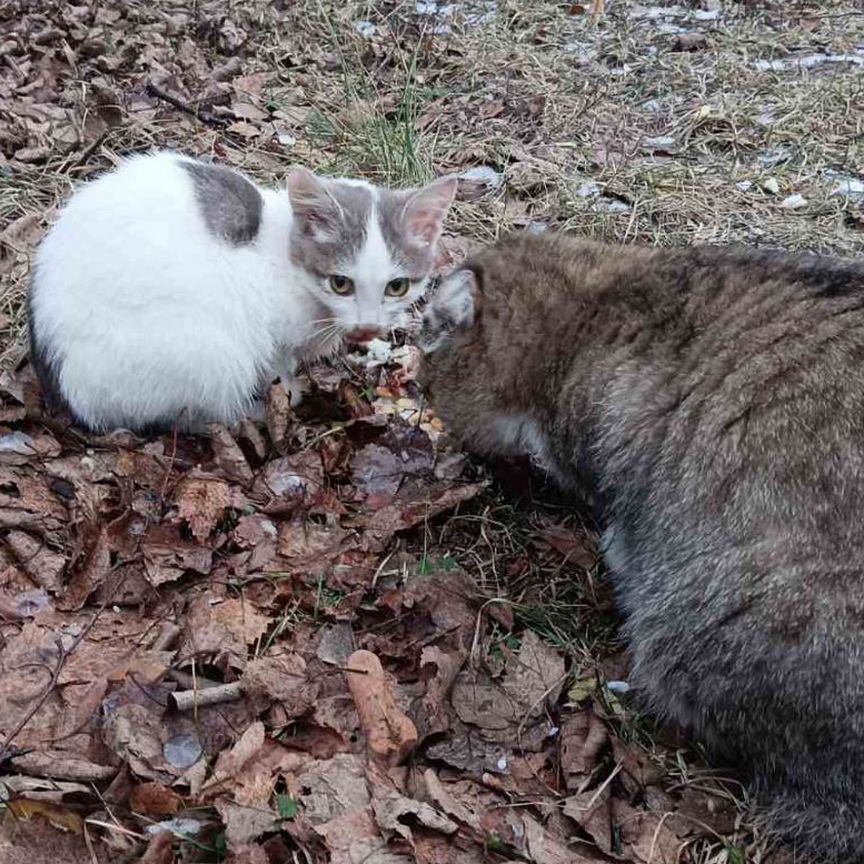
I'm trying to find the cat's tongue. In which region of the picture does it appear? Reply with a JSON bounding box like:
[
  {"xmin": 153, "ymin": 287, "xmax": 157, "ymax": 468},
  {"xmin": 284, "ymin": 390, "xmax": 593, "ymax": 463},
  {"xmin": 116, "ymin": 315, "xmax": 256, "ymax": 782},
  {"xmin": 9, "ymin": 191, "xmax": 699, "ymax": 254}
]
[{"xmin": 345, "ymin": 327, "xmax": 382, "ymax": 344}]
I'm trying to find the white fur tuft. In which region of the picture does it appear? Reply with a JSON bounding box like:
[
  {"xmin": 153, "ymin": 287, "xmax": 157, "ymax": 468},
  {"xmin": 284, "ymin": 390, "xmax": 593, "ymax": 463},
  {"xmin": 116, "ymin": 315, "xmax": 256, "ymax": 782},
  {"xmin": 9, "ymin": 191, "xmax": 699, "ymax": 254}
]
[{"xmin": 29, "ymin": 151, "xmax": 426, "ymax": 432}]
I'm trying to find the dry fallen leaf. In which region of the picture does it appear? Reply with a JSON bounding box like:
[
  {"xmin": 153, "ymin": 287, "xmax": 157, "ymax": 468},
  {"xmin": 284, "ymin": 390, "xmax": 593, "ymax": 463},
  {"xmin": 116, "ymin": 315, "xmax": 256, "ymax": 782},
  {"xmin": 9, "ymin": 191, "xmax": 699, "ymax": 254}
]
[
  {"xmin": 613, "ymin": 799, "xmax": 683, "ymax": 864},
  {"xmin": 214, "ymin": 798, "xmax": 278, "ymax": 850},
  {"xmin": 129, "ymin": 782, "xmax": 182, "ymax": 817},
  {"xmin": 501, "ymin": 630, "xmax": 567, "ymax": 718},
  {"xmin": 181, "ymin": 594, "xmax": 272, "ymax": 668},
  {"xmin": 315, "ymin": 807, "xmax": 411, "ymax": 864},
  {"xmin": 209, "ymin": 721, "xmax": 266, "ymax": 791},
  {"xmin": 175, "ymin": 473, "xmax": 230, "ymax": 543},
  {"xmin": 560, "ymin": 708, "xmax": 608, "ymax": 789},
  {"xmin": 563, "ymin": 787, "xmax": 612, "ymax": 854},
  {"xmin": 7, "ymin": 798, "xmax": 83, "ymax": 833},
  {"xmin": 296, "ymin": 753, "xmax": 371, "ymax": 824},
  {"xmin": 137, "ymin": 832, "xmax": 175, "ymax": 864},
  {"xmin": 371, "ymin": 783, "xmax": 459, "ymax": 841},
  {"xmin": 242, "ymin": 653, "xmax": 318, "ymax": 717},
  {"xmin": 346, "ymin": 650, "xmax": 418, "ymax": 766},
  {"xmin": 209, "ymin": 423, "xmax": 254, "ymax": 485}
]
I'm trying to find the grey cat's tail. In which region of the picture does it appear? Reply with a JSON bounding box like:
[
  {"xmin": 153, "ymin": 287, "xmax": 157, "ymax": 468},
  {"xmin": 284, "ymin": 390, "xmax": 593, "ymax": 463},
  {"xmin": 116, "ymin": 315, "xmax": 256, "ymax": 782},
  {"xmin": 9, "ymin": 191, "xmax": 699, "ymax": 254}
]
[{"xmin": 763, "ymin": 787, "xmax": 864, "ymax": 863}]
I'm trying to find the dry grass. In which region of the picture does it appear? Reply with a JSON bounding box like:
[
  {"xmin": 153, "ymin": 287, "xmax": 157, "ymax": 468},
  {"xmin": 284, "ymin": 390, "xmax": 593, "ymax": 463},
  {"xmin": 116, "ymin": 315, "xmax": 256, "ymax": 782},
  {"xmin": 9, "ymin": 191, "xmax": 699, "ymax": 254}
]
[{"xmin": 2, "ymin": 1, "xmax": 864, "ymax": 860}]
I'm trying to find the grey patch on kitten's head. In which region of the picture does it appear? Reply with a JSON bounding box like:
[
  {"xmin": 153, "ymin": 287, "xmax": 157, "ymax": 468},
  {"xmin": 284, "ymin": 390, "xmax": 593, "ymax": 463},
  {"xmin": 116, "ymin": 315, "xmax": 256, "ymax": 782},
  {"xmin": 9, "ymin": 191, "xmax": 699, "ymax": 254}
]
[
  {"xmin": 181, "ymin": 161, "xmax": 263, "ymax": 245},
  {"xmin": 287, "ymin": 168, "xmax": 372, "ymax": 273},
  {"xmin": 377, "ymin": 177, "xmax": 457, "ymax": 280}
]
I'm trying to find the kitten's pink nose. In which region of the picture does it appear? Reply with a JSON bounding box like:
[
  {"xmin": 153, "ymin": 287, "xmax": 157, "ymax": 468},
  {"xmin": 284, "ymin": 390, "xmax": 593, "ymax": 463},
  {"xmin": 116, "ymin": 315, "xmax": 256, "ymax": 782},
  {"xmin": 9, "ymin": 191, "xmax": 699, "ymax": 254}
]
[{"xmin": 345, "ymin": 327, "xmax": 382, "ymax": 344}]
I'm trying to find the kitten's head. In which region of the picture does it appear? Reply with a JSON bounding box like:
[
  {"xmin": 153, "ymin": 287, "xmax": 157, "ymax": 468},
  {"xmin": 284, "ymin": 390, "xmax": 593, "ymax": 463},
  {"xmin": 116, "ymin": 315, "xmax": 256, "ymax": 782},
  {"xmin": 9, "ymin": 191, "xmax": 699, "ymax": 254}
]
[{"xmin": 287, "ymin": 168, "xmax": 456, "ymax": 343}]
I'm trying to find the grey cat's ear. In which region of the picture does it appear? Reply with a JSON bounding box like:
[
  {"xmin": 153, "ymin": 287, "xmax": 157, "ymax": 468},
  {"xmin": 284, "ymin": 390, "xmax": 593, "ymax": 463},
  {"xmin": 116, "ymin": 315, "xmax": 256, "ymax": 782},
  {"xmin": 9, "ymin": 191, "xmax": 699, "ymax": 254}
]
[
  {"xmin": 287, "ymin": 167, "xmax": 341, "ymax": 240},
  {"xmin": 402, "ymin": 176, "xmax": 457, "ymax": 249},
  {"xmin": 419, "ymin": 267, "xmax": 479, "ymax": 353}
]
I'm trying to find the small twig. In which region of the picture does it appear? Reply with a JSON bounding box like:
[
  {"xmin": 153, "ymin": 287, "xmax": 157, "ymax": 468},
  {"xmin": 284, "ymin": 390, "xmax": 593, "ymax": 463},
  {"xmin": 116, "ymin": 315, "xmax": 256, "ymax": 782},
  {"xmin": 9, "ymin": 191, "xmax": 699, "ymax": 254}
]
[
  {"xmin": 10, "ymin": 751, "xmax": 117, "ymax": 782},
  {"xmin": 329, "ymin": 665, "xmax": 369, "ymax": 676},
  {"xmin": 83, "ymin": 819, "xmax": 99, "ymax": 864},
  {"xmin": 168, "ymin": 680, "xmax": 243, "ymax": 712},
  {"xmin": 70, "ymin": 130, "xmax": 108, "ymax": 171},
  {"xmin": 150, "ymin": 621, "xmax": 181, "ymax": 652},
  {"xmin": 84, "ymin": 819, "xmax": 146, "ymax": 840},
  {"xmin": 145, "ymin": 81, "xmax": 225, "ymax": 128},
  {"xmin": 0, "ymin": 635, "xmax": 69, "ymax": 757}
]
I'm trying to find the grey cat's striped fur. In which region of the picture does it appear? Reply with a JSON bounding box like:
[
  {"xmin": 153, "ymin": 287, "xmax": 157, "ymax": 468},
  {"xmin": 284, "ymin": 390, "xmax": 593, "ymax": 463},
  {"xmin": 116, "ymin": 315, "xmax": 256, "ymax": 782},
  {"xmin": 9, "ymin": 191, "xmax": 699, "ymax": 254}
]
[{"xmin": 419, "ymin": 232, "xmax": 864, "ymax": 862}]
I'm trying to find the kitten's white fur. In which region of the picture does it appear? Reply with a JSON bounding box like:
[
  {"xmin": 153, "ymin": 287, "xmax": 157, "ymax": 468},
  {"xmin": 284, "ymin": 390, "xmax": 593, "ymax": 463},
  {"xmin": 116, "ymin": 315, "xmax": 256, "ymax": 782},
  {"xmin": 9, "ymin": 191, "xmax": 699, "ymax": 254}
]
[{"xmin": 31, "ymin": 151, "xmax": 454, "ymax": 431}]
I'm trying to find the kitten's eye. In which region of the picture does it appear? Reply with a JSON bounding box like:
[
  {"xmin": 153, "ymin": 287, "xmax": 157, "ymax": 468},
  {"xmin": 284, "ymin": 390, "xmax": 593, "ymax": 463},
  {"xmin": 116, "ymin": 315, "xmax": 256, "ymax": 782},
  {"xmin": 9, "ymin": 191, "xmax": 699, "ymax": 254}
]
[
  {"xmin": 328, "ymin": 275, "xmax": 355, "ymax": 296},
  {"xmin": 385, "ymin": 277, "xmax": 411, "ymax": 298}
]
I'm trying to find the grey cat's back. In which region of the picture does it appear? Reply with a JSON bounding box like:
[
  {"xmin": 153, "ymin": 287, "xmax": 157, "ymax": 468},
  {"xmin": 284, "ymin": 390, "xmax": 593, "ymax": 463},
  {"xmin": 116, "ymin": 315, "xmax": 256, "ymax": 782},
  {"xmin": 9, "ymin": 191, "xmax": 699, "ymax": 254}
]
[{"xmin": 420, "ymin": 233, "xmax": 864, "ymax": 862}]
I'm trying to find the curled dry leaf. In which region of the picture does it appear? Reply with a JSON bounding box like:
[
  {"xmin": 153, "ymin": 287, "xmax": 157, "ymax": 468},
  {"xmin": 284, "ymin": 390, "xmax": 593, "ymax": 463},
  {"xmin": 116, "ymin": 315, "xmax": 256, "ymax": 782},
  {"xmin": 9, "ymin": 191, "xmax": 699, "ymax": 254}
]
[
  {"xmin": 612, "ymin": 799, "xmax": 683, "ymax": 864},
  {"xmin": 129, "ymin": 782, "xmax": 182, "ymax": 817},
  {"xmin": 422, "ymin": 770, "xmax": 485, "ymax": 832},
  {"xmin": 174, "ymin": 473, "xmax": 231, "ymax": 543},
  {"xmin": 142, "ymin": 523, "xmax": 213, "ymax": 587},
  {"xmin": 611, "ymin": 737, "xmax": 665, "ymax": 798},
  {"xmin": 265, "ymin": 380, "xmax": 293, "ymax": 451},
  {"xmin": 209, "ymin": 720, "xmax": 266, "ymax": 790},
  {"xmin": 58, "ymin": 523, "xmax": 111, "ymax": 611},
  {"xmin": 522, "ymin": 811, "xmax": 593, "ymax": 864},
  {"xmin": 101, "ymin": 702, "xmax": 172, "ymax": 781},
  {"xmin": 5, "ymin": 530, "xmax": 67, "ymax": 593},
  {"xmin": 254, "ymin": 450, "xmax": 324, "ymax": 508},
  {"xmin": 0, "ymin": 776, "xmax": 91, "ymax": 805},
  {"xmin": 411, "ymin": 645, "xmax": 465, "ymax": 743},
  {"xmin": 345, "ymin": 650, "xmax": 418, "ymax": 766},
  {"xmin": 211, "ymin": 599, "xmax": 272, "ymax": 646},
  {"xmin": 371, "ymin": 783, "xmax": 459, "ymax": 841},
  {"xmin": 208, "ymin": 423, "xmax": 254, "ymax": 485},
  {"xmin": 0, "ymin": 467, "xmax": 68, "ymax": 534},
  {"xmin": 277, "ymin": 516, "xmax": 351, "ymax": 573}
]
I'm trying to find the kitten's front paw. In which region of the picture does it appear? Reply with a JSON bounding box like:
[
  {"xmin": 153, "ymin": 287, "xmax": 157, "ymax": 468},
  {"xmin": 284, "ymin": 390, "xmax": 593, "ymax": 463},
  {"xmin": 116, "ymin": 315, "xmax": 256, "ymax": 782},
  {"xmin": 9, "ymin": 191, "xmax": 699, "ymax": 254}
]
[{"xmin": 282, "ymin": 376, "xmax": 309, "ymax": 407}]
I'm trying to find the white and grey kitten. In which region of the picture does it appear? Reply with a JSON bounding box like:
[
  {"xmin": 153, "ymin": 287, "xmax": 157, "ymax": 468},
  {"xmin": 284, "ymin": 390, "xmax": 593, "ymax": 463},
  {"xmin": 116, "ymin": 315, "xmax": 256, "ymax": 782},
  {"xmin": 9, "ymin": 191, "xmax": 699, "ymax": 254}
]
[{"xmin": 28, "ymin": 150, "xmax": 456, "ymax": 432}]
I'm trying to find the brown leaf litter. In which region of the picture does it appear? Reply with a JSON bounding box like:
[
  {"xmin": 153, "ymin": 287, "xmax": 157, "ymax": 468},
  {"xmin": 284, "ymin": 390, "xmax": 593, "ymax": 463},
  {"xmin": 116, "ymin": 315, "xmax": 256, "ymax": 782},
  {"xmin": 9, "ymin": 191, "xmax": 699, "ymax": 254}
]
[{"xmin": 0, "ymin": 338, "xmax": 754, "ymax": 863}]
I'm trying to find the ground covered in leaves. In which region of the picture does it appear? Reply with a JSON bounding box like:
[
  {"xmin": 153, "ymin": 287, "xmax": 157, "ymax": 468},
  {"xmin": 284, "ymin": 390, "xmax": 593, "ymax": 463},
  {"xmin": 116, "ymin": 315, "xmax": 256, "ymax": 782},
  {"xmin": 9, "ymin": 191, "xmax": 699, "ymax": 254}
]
[{"xmin": 3, "ymin": 0, "xmax": 864, "ymax": 862}]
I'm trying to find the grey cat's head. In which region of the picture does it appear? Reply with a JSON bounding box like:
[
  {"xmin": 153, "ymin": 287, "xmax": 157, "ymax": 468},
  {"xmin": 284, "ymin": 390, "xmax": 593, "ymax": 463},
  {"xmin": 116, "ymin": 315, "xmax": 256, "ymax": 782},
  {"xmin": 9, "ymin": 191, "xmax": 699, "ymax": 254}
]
[{"xmin": 287, "ymin": 168, "xmax": 457, "ymax": 343}]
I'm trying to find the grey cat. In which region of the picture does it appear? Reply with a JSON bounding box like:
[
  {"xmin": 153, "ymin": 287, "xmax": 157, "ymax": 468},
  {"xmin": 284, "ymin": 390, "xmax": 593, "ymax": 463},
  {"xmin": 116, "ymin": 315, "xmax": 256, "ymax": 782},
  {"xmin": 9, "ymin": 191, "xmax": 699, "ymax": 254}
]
[{"xmin": 418, "ymin": 231, "xmax": 864, "ymax": 862}]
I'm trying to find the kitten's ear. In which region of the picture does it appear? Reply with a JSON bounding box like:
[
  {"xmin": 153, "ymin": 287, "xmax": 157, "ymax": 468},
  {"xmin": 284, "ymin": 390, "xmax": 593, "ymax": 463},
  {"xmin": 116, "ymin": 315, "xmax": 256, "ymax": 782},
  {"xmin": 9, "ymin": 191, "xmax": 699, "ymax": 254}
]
[
  {"xmin": 287, "ymin": 167, "xmax": 340, "ymax": 240},
  {"xmin": 419, "ymin": 266, "xmax": 480, "ymax": 353},
  {"xmin": 402, "ymin": 176, "xmax": 457, "ymax": 249}
]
